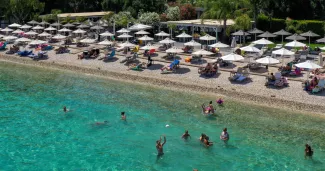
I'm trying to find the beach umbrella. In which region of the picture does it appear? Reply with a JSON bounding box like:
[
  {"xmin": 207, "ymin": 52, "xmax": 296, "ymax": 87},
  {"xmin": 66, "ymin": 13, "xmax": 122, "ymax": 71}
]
[
  {"xmin": 166, "ymin": 46, "xmax": 184, "ymax": 53},
  {"xmin": 221, "ymin": 53, "xmax": 244, "ymax": 61},
  {"xmin": 15, "ymin": 37, "xmax": 32, "ymax": 42},
  {"xmin": 272, "ymin": 48, "xmax": 295, "ymax": 56},
  {"xmin": 257, "ymin": 31, "xmax": 277, "ymax": 40},
  {"xmin": 159, "ymin": 37, "xmax": 176, "ymax": 44},
  {"xmin": 119, "ymin": 41, "xmax": 136, "ymax": 48},
  {"xmin": 38, "ymin": 32, "xmax": 52, "ymax": 37},
  {"xmin": 184, "ymin": 40, "xmax": 201, "ymax": 47},
  {"xmin": 199, "ymin": 34, "xmax": 216, "ymax": 41},
  {"xmin": 27, "ymin": 20, "xmax": 39, "ymax": 25},
  {"xmin": 285, "ymin": 40, "xmax": 306, "ymax": 47},
  {"xmin": 1, "ymin": 27, "xmax": 13, "ymax": 32},
  {"xmin": 12, "ymin": 29, "xmax": 24, "ymax": 34},
  {"xmin": 128, "ymin": 23, "xmax": 151, "ymax": 31},
  {"xmin": 116, "ymin": 28, "xmax": 130, "ymax": 33},
  {"xmin": 80, "ymin": 38, "xmax": 96, "ymax": 44},
  {"xmin": 273, "ymin": 29, "xmax": 292, "ymax": 43},
  {"xmin": 140, "ymin": 43, "xmax": 159, "ymax": 50},
  {"xmin": 117, "ymin": 33, "xmax": 133, "ymax": 38},
  {"xmin": 100, "ymin": 31, "xmax": 114, "ymax": 37},
  {"xmin": 240, "ymin": 46, "xmax": 261, "ymax": 53},
  {"xmin": 176, "ymin": 32, "xmax": 192, "ymax": 38},
  {"xmin": 295, "ymin": 60, "xmax": 322, "ymax": 69},
  {"xmin": 286, "ymin": 34, "xmax": 306, "ymax": 41},
  {"xmin": 252, "ymin": 38, "xmax": 274, "ymax": 45},
  {"xmin": 44, "ymin": 26, "xmax": 57, "ymax": 31},
  {"xmin": 192, "ymin": 49, "xmax": 214, "ymax": 56},
  {"xmin": 135, "ymin": 30, "xmax": 150, "ymax": 35},
  {"xmin": 39, "ymin": 21, "xmax": 50, "ymax": 26},
  {"xmin": 32, "ymin": 25, "xmax": 44, "ymax": 30},
  {"xmin": 316, "ymin": 37, "xmax": 325, "ymax": 43},
  {"xmin": 138, "ymin": 35, "xmax": 153, "ymax": 44},
  {"xmin": 231, "ymin": 30, "xmax": 250, "ymax": 44},
  {"xmin": 51, "ymin": 22, "xmax": 62, "ymax": 27},
  {"xmin": 58, "ymin": 28, "xmax": 72, "ymax": 32},
  {"xmin": 29, "ymin": 40, "xmax": 46, "ymax": 45},
  {"xmin": 52, "ymin": 34, "xmax": 67, "ymax": 40},
  {"xmin": 63, "ymin": 23, "xmax": 75, "ymax": 28},
  {"xmin": 3, "ymin": 36, "xmax": 18, "ymax": 41},
  {"xmin": 209, "ymin": 42, "xmax": 229, "ymax": 48},
  {"xmin": 73, "ymin": 28, "xmax": 86, "ymax": 34},
  {"xmin": 9, "ymin": 23, "xmax": 21, "ymax": 28},
  {"xmin": 90, "ymin": 25, "xmax": 104, "ymax": 30},
  {"xmin": 248, "ymin": 28, "xmax": 264, "ymax": 40},
  {"xmin": 24, "ymin": 30, "xmax": 38, "ymax": 36},
  {"xmin": 155, "ymin": 31, "xmax": 170, "ymax": 37},
  {"xmin": 20, "ymin": 24, "xmax": 32, "ymax": 29},
  {"xmin": 77, "ymin": 24, "xmax": 90, "ymax": 29},
  {"xmin": 72, "ymin": 22, "xmax": 81, "ymax": 25},
  {"xmin": 300, "ymin": 31, "xmax": 320, "ymax": 45},
  {"xmin": 98, "ymin": 39, "xmax": 113, "ymax": 45},
  {"xmin": 256, "ymin": 56, "xmax": 280, "ymax": 65}
]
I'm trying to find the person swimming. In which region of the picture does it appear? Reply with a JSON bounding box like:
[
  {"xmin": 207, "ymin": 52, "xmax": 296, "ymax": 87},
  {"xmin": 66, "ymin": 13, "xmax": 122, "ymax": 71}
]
[
  {"xmin": 216, "ymin": 98, "xmax": 224, "ymax": 105},
  {"xmin": 63, "ymin": 106, "xmax": 67, "ymax": 112},
  {"xmin": 202, "ymin": 101, "xmax": 214, "ymax": 114},
  {"xmin": 305, "ymin": 144, "xmax": 314, "ymax": 159},
  {"xmin": 220, "ymin": 128, "xmax": 229, "ymax": 143},
  {"xmin": 121, "ymin": 112, "xmax": 126, "ymax": 120},
  {"xmin": 182, "ymin": 130, "xmax": 191, "ymax": 139},
  {"xmin": 156, "ymin": 135, "xmax": 166, "ymax": 158},
  {"xmin": 204, "ymin": 136, "xmax": 213, "ymax": 147}
]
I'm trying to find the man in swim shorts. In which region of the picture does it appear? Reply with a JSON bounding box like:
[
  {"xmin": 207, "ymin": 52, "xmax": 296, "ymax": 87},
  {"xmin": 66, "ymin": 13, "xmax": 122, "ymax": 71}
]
[
  {"xmin": 156, "ymin": 135, "xmax": 166, "ymax": 158},
  {"xmin": 182, "ymin": 130, "xmax": 191, "ymax": 139}
]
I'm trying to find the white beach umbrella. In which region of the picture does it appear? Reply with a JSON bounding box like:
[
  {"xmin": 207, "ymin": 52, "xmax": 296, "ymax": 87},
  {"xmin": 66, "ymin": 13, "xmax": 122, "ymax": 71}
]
[
  {"xmin": 140, "ymin": 43, "xmax": 159, "ymax": 50},
  {"xmin": 15, "ymin": 37, "xmax": 32, "ymax": 42},
  {"xmin": 80, "ymin": 38, "xmax": 96, "ymax": 44},
  {"xmin": 184, "ymin": 40, "xmax": 201, "ymax": 47},
  {"xmin": 119, "ymin": 41, "xmax": 136, "ymax": 48},
  {"xmin": 166, "ymin": 46, "xmax": 184, "ymax": 53},
  {"xmin": 199, "ymin": 34, "xmax": 216, "ymax": 41},
  {"xmin": 155, "ymin": 31, "xmax": 170, "ymax": 37},
  {"xmin": 38, "ymin": 32, "xmax": 52, "ymax": 37},
  {"xmin": 3, "ymin": 36, "xmax": 18, "ymax": 40},
  {"xmin": 20, "ymin": 24, "xmax": 32, "ymax": 29},
  {"xmin": 285, "ymin": 40, "xmax": 306, "ymax": 48},
  {"xmin": 257, "ymin": 31, "xmax": 277, "ymax": 39},
  {"xmin": 29, "ymin": 40, "xmax": 46, "ymax": 45},
  {"xmin": 50, "ymin": 22, "xmax": 62, "ymax": 27},
  {"xmin": 73, "ymin": 28, "xmax": 86, "ymax": 34},
  {"xmin": 240, "ymin": 46, "xmax": 261, "ymax": 53},
  {"xmin": 44, "ymin": 26, "xmax": 57, "ymax": 31},
  {"xmin": 90, "ymin": 25, "xmax": 104, "ymax": 30},
  {"xmin": 27, "ymin": 20, "xmax": 39, "ymax": 25},
  {"xmin": 98, "ymin": 39, "xmax": 113, "ymax": 45},
  {"xmin": 12, "ymin": 29, "xmax": 24, "ymax": 34},
  {"xmin": 272, "ymin": 48, "xmax": 295, "ymax": 56},
  {"xmin": 320, "ymin": 47, "xmax": 325, "ymax": 50},
  {"xmin": 209, "ymin": 42, "xmax": 229, "ymax": 48},
  {"xmin": 286, "ymin": 34, "xmax": 306, "ymax": 41},
  {"xmin": 58, "ymin": 28, "xmax": 72, "ymax": 32},
  {"xmin": 118, "ymin": 33, "xmax": 133, "ymax": 38},
  {"xmin": 32, "ymin": 25, "xmax": 44, "ymax": 30},
  {"xmin": 252, "ymin": 38, "xmax": 274, "ymax": 45},
  {"xmin": 117, "ymin": 28, "xmax": 130, "ymax": 33},
  {"xmin": 159, "ymin": 37, "xmax": 176, "ymax": 44},
  {"xmin": 100, "ymin": 31, "xmax": 114, "ymax": 37},
  {"xmin": 77, "ymin": 24, "xmax": 90, "ymax": 29},
  {"xmin": 256, "ymin": 56, "xmax": 280, "ymax": 65},
  {"xmin": 62, "ymin": 23, "xmax": 75, "ymax": 28},
  {"xmin": 9, "ymin": 23, "xmax": 21, "ymax": 28},
  {"xmin": 295, "ymin": 60, "xmax": 322, "ymax": 69},
  {"xmin": 176, "ymin": 32, "xmax": 192, "ymax": 38},
  {"xmin": 135, "ymin": 30, "xmax": 150, "ymax": 35},
  {"xmin": 138, "ymin": 35, "xmax": 153, "ymax": 41},
  {"xmin": 316, "ymin": 37, "xmax": 325, "ymax": 43},
  {"xmin": 52, "ymin": 34, "xmax": 67, "ymax": 40},
  {"xmin": 1, "ymin": 27, "xmax": 13, "ymax": 32},
  {"xmin": 128, "ymin": 23, "xmax": 151, "ymax": 31},
  {"xmin": 39, "ymin": 21, "xmax": 50, "ymax": 26},
  {"xmin": 221, "ymin": 53, "xmax": 244, "ymax": 61},
  {"xmin": 25, "ymin": 30, "xmax": 38, "ymax": 35},
  {"xmin": 192, "ymin": 49, "xmax": 214, "ymax": 56}
]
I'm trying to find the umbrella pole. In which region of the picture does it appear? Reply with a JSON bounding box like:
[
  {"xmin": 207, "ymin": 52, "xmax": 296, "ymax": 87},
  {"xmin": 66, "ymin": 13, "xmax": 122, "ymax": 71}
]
[
  {"xmin": 309, "ymin": 36, "xmax": 310, "ymax": 45},
  {"xmin": 282, "ymin": 35, "xmax": 283, "ymax": 44},
  {"xmin": 255, "ymin": 34, "xmax": 256, "ymax": 40}
]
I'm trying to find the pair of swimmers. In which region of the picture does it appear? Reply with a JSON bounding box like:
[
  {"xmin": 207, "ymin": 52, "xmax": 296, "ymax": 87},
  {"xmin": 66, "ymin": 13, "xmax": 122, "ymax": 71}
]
[
  {"xmin": 202, "ymin": 99, "xmax": 224, "ymax": 114},
  {"xmin": 200, "ymin": 133, "xmax": 213, "ymax": 147}
]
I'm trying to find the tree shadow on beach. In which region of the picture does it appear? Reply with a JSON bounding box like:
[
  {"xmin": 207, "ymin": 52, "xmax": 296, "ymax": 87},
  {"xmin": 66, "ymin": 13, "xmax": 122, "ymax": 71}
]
[
  {"xmin": 147, "ymin": 64, "xmax": 164, "ymax": 70},
  {"xmin": 102, "ymin": 58, "xmax": 119, "ymax": 63},
  {"xmin": 175, "ymin": 67, "xmax": 191, "ymax": 74},
  {"xmin": 199, "ymin": 73, "xmax": 221, "ymax": 79},
  {"xmin": 229, "ymin": 78, "xmax": 253, "ymax": 85}
]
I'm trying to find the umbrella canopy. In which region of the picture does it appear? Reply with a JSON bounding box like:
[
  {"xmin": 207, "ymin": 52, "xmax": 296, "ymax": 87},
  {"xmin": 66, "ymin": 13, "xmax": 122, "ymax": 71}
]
[
  {"xmin": 58, "ymin": 28, "xmax": 72, "ymax": 32},
  {"xmin": 258, "ymin": 31, "xmax": 277, "ymax": 38},
  {"xmin": 248, "ymin": 28, "xmax": 264, "ymax": 34},
  {"xmin": 295, "ymin": 60, "xmax": 322, "ymax": 69},
  {"xmin": 320, "ymin": 47, "xmax": 325, "ymax": 50},
  {"xmin": 316, "ymin": 37, "xmax": 325, "ymax": 43},
  {"xmin": 209, "ymin": 42, "xmax": 229, "ymax": 48},
  {"xmin": 24, "ymin": 31, "xmax": 38, "ymax": 35},
  {"xmin": 176, "ymin": 32, "xmax": 192, "ymax": 38},
  {"xmin": 256, "ymin": 56, "xmax": 280, "ymax": 65},
  {"xmin": 240, "ymin": 46, "xmax": 261, "ymax": 53},
  {"xmin": 80, "ymin": 38, "xmax": 96, "ymax": 44},
  {"xmin": 3, "ymin": 36, "xmax": 18, "ymax": 40},
  {"xmin": 274, "ymin": 29, "xmax": 292, "ymax": 35},
  {"xmin": 252, "ymin": 38, "xmax": 274, "ymax": 45},
  {"xmin": 38, "ymin": 32, "xmax": 52, "ymax": 37},
  {"xmin": 184, "ymin": 40, "xmax": 201, "ymax": 47},
  {"xmin": 77, "ymin": 24, "xmax": 90, "ymax": 29},
  {"xmin": 140, "ymin": 43, "xmax": 159, "ymax": 50},
  {"xmin": 100, "ymin": 31, "xmax": 114, "ymax": 37},
  {"xmin": 119, "ymin": 41, "xmax": 136, "ymax": 48},
  {"xmin": 27, "ymin": 20, "xmax": 39, "ymax": 25},
  {"xmin": 286, "ymin": 34, "xmax": 306, "ymax": 41},
  {"xmin": 166, "ymin": 46, "xmax": 184, "ymax": 53},
  {"xmin": 221, "ymin": 53, "xmax": 244, "ymax": 61},
  {"xmin": 192, "ymin": 49, "xmax": 214, "ymax": 56},
  {"xmin": 159, "ymin": 38, "xmax": 176, "ymax": 44},
  {"xmin": 285, "ymin": 40, "xmax": 306, "ymax": 47},
  {"xmin": 15, "ymin": 37, "xmax": 31, "ymax": 42},
  {"xmin": 128, "ymin": 23, "xmax": 151, "ymax": 31},
  {"xmin": 90, "ymin": 25, "xmax": 104, "ymax": 30},
  {"xmin": 1, "ymin": 27, "xmax": 13, "ymax": 32},
  {"xmin": 199, "ymin": 34, "xmax": 216, "ymax": 41},
  {"xmin": 155, "ymin": 31, "xmax": 170, "ymax": 37},
  {"xmin": 72, "ymin": 22, "xmax": 81, "ymax": 25},
  {"xmin": 232, "ymin": 30, "xmax": 250, "ymax": 36},
  {"xmin": 135, "ymin": 30, "xmax": 150, "ymax": 35},
  {"xmin": 29, "ymin": 40, "xmax": 46, "ymax": 45},
  {"xmin": 51, "ymin": 22, "xmax": 62, "ymax": 27},
  {"xmin": 138, "ymin": 35, "xmax": 153, "ymax": 41},
  {"xmin": 63, "ymin": 23, "xmax": 75, "ymax": 28},
  {"xmin": 116, "ymin": 28, "xmax": 130, "ymax": 33},
  {"xmin": 44, "ymin": 26, "xmax": 57, "ymax": 31},
  {"xmin": 39, "ymin": 21, "xmax": 50, "ymax": 26},
  {"xmin": 52, "ymin": 34, "xmax": 67, "ymax": 39},
  {"xmin": 300, "ymin": 31, "xmax": 320, "ymax": 37},
  {"xmin": 20, "ymin": 24, "xmax": 32, "ymax": 29},
  {"xmin": 32, "ymin": 25, "xmax": 44, "ymax": 30},
  {"xmin": 98, "ymin": 39, "xmax": 113, "ymax": 45},
  {"xmin": 272, "ymin": 48, "xmax": 295, "ymax": 56},
  {"xmin": 117, "ymin": 33, "xmax": 133, "ymax": 38},
  {"xmin": 9, "ymin": 23, "xmax": 21, "ymax": 28},
  {"xmin": 73, "ymin": 29, "xmax": 86, "ymax": 34},
  {"xmin": 12, "ymin": 29, "xmax": 24, "ymax": 34}
]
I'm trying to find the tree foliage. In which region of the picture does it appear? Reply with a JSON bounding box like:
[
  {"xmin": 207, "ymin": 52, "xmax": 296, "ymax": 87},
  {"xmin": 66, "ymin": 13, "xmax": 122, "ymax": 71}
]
[
  {"xmin": 7, "ymin": 0, "xmax": 45, "ymax": 23},
  {"xmin": 138, "ymin": 12, "xmax": 160, "ymax": 26},
  {"xmin": 166, "ymin": 6, "xmax": 180, "ymax": 21},
  {"xmin": 179, "ymin": 3, "xmax": 196, "ymax": 20},
  {"xmin": 110, "ymin": 11, "xmax": 135, "ymax": 27}
]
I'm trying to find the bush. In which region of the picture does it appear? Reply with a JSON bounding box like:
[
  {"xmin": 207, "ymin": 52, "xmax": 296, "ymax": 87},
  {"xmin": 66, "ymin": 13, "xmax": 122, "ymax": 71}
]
[
  {"xmin": 257, "ymin": 14, "xmax": 285, "ymax": 32},
  {"xmin": 138, "ymin": 12, "xmax": 160, "ymax": 26}
]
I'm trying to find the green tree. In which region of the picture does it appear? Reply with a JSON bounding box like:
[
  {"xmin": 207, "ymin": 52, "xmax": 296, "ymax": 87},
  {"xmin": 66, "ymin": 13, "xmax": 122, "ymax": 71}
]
[
  {"xmin": 234, "ymin": 14, "xmax": 251, "ymax": 43},
  {"xmin": 7, "ymin": 0, "xmax": 45, "ymax": 23},
  {"xmin": 138, "ymin": 12, "xmax": 160, "ymax": 26},
  {"xmin": 166, "ymin": 6, "xmax": 180, "ymax": 21},
  {"xmin": 110, "ymin": 11, "xmax": 135, "ymax": 27}
]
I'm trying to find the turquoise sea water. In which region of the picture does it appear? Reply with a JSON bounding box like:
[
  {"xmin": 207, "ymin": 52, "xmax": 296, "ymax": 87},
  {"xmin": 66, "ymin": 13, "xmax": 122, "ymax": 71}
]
[{"xmin": 1, "ymin": 61, "xmax": 325, "ymax": 171}]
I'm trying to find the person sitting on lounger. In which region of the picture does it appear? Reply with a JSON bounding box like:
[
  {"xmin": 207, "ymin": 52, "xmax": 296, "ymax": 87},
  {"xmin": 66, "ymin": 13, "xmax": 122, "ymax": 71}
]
[
  {"xmin": 310, "ymin": 77, "xmax": 318, "ymax": 90},
  {"xmin": 268, "ymin": 73, "xmax": 276, "ymax": 82}
]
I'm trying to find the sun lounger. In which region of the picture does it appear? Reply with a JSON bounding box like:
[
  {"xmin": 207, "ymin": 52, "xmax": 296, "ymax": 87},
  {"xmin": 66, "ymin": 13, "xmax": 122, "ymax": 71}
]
[
  {"xmin": 104, "ymin": 50, "xmax": 116, "ymax": 61},
  {"xmin": 161, "ymin": 59, "xmax": 180, "ymax": 74},
  {"xmin": 128, "ymin": 62, "xmax": 146, "ymax": 71},
  {"xmin": 0, "ymin": 42, "xmax": 7, "ymax": 50},
  {"xmin": 229, "ymin": 67, "xmax": 249, "ymax": 82},
  {"xmin": 198, "ymin": 63, "xmax": 218, "ymax": 76},
  {"xmin": 312, "ymin": 79, "xmax": 325, "ymax": 94},
  {"xmin": 265, "ymin": 72, "xmax": 289, "ymax": 87},
  {"xmin": 120, "ymin": 53, "xmax": 138, "ymax": 64},
  {"xmin": 18, "ymin": 50, "xmax": 33, "ymax": 57}
]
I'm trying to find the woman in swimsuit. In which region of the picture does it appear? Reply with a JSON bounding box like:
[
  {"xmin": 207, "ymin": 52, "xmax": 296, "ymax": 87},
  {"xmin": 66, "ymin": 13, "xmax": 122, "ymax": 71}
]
[{"xmin": 156, "ymin": 135, "xmax": 166, "ymax": 158}]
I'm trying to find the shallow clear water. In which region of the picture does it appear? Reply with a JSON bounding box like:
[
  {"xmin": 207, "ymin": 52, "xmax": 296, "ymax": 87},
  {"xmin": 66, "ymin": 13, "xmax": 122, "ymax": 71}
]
[{"xmin": 1, "ymin": 61, "xmax": 325, "ymax": 171}]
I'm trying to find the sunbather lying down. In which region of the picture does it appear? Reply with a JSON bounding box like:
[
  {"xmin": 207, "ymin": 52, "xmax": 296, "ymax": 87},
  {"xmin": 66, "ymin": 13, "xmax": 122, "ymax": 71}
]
[
  {"xmin": 161, "ymin": 60, "xmax": 180, "ymax": 72},
  {"xmin": 127, "ymin": 62, "xmax": 147, "ymax": 71}
]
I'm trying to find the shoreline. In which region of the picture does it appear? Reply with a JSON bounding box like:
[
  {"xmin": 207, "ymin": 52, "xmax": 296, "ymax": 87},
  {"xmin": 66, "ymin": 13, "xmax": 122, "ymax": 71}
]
[{"xmin": 1, "ymin": 54, "xmax": 325, "ymax": 115}]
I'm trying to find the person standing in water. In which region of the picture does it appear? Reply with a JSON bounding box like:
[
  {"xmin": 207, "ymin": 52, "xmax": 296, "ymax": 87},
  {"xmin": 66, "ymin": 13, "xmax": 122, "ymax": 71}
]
[
  {"xmin": 156, "ymin": 135, "xmax": 166, "ymax": 158},
  {"xmin": 220, "ymin": 128, "xmax": 229, "ymax": 143},
  {"xmin": 181, "ymin": 130, "xmax": 191, "ymax": 139},
  {"xmin": 63, "ymin": 106, "xmax": 67, "ymax": 113},
  {"xmin": 121, "ymin": 112, "xmax": 126, "ymax": 120},
  {"xmin": 305, "ymin": 144, "xmax": 314, "ymax": 159}
]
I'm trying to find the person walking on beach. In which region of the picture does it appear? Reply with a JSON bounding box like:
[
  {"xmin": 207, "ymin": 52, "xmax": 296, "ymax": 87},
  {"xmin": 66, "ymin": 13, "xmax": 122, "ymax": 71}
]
[
  {"xmin": 181, "ymin": 130, "xmax": 191, "ymax": 139},
  {"xmin": 305, "ymin": 144, "xmax": 314, "ymax": 159},
  {"xmin": 156, "ymin": 135, "xmax": 166, "ymax": 158},
  {"xmin": 220, "ymin": 128, "xmax": 229, "ymax": 143},
  {"xmin": 121, "ymin": 112, "xmax": 126, "ymax": 120}
]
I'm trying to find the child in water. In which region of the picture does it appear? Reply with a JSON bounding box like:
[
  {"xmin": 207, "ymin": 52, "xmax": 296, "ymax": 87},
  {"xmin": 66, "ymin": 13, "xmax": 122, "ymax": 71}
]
[{"xmin": 216, "ymin": 98, "xmax": 224, "ymax": 105}]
